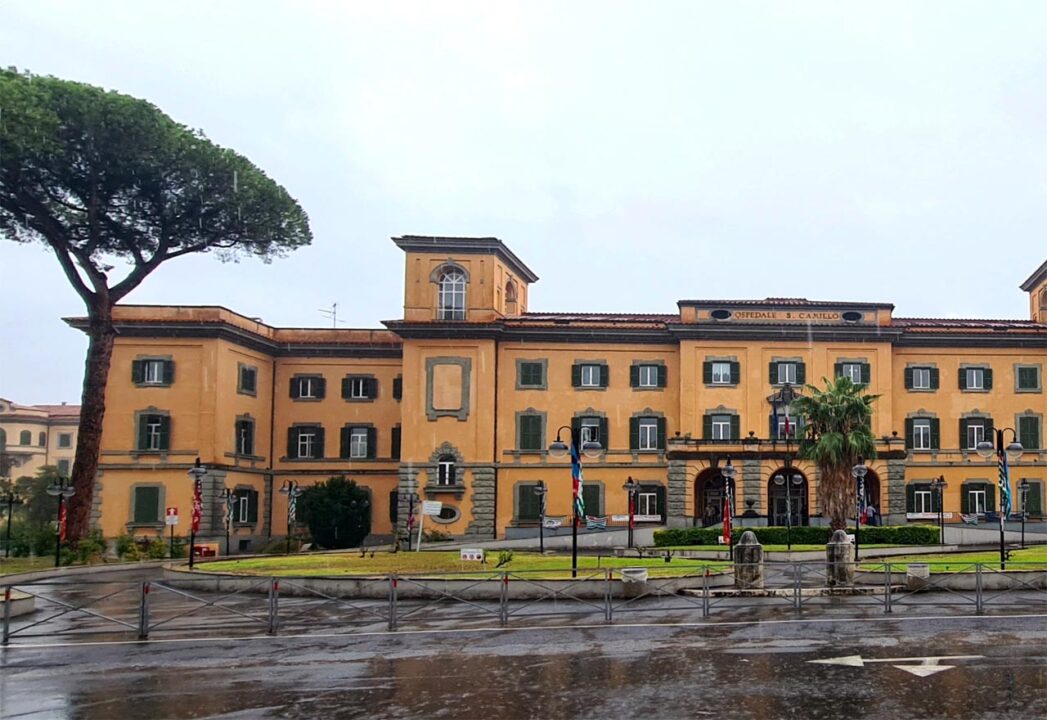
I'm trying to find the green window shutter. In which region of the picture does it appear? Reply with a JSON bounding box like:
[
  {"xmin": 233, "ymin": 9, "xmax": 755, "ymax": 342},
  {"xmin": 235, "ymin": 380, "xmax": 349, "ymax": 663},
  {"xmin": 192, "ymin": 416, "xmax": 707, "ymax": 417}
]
[
  {"xmin": 341, "ymin": 377, "xmax": 350, "ymax": 399},
  {"xmin": 860, "ymin": 363, "xmax": 871, "ymax": 385},
  {"xmin": 315, "ymin": 427, "xmax": 325, "ymax": 458},
  {"xmin": 930, "ymin": 418, "xmax": 940, "ymax": 450},
  {"xmin": 769, "ymin": 414, "xmax": 776, "ymax": 439},
  {"xmin": 315, "ymin": 377, "xmax": 326, "ymax": 399},
  {"xmin": 599, "ymin": 364, "xmax": 609, "ymax": 388},
  {"xmin": 582, "ymin": 484, "xmax": 600, "ymax": 516},
  {"xmin": 630, "ymin": 365, "xmax": 639, "ymax": 388},
  {"xmin": 367, "ymin": 428, "xmax": 377, "ymax": 459},
  {"xmin": 134, "ymin": 486, "xmax": 160, "ymax": 523},
  {"xmin": 572, "ymin": 364, "xmax": 582, "ymax": 387},
  {"xmin": 984, "ymin": 417, "xmax": 995, "ymax": 441},
  {"xmin": 1020, "ymin": 417, "xmax": 1041, "ymax": 450},
  {"xmin": 986, "ymin": 484, "xmax": 995, "ymax": 512},
  {"xmin": 656, "ymin": 417, "xmax": 666, "ymax": 449},
  {"xmin": 703, "ymin": 414, "xmax": 713, "ymax": 440},
  {"xmin": 290, "ymin": 378, "xmax": 300, "ymax": 399},
  {"xmin": 703, "ymin": 361, "xmax": 713, "ymax": 385},
  {"xmin": 658, "ymin": 365, "xmax": 668, "ymax": 388},
  {"xmin": 905, "ymin": 484, "xmax": 916, "ymax": 513},
  {"xmin": 930, "ymin": 368, "xmax": 939, "ymax": 389},
  {"xmin": 132, "ymin": 360, "xmax": 145, "ymax": 384},
  {"xmin": 983, "ymin": 368, "xmax": 993, "ymax": 390},
  {"xmin": 796, "ymin": 362, "xmax": 806, "ymax": 385},
  {"xmin": 729, "ymin": 415, "xmax": 740, "ymax": 440},
  {"xmin": 137, "ymin": 416, "xmax": 149, "ymax": 450},
  {"xmin": 958, "ymin": 368, "xmax": 967, "ymax": 390},
  {"xmin": 391, "ymin": 426, "xmax": 401, "ymax": 460},
  {"xmin": 960, "ymin": 487, "xmax": 970, "ymax": 514},
  {"xmin": 157, "ymin": 416, "xmax": 170, "ymax": 450},
  {"xmin": 517, "ymin": 485, "xmax": 541, "ymax": 521},
  {"xmin": 630, "ymin": 418, "xmax": 640, "ymax": 450},
  {"xmin": 570, "ymin": 416, "xmax": 581, "ymax": 440},
  {"xmin": 769, "ymin": 362, "xmax": 778, "ymax": 384},
  {"xmin": 930, "ymin": 485, "xmax": 941, "ymax": 513},
  {"xmin": 959, "ymin": 419, "xmax": 968, "ymax": 449},
  {"xmin": 246, "ymin": 490, "xmax": 259, "ymax": 523},
  {"xmin": 599, "ymin": 418, "xmax": 609, "ymax": 450},
  {"xmin": 520, "ymin": 416, "xmax": 541, "ymax": 450},
  {"xmin": 163, "ymin": 360, "xmax": 175, "ymax": 385},
  {"xmin": 288, "ymin": 427, "xmax": 297, "ymax": 458},
  {"xmin": 904, "ymin": 368, "xmax": 914, "ymax": 390},
  {"xmin": 904, "ymin": 418, "xmax": 914, "ymax": 449},
  {"xmin": 729, "ymin": 361, "xmax": 740, "ymax": 384},
  {"xmin": 1026, "ymin": 482, "xmax": 1043, "ymax": 514},
  {"xmin": 834, "ymin": 362, "xmax": 843, "ymax": 379},
  {"xmin": 369, "ymin": 378, "xmax": 379, "ymax": 399},
  {"xmin": 340, "ymin": 426, "xmax": 350, "ymax": 458},
  {"xmin": 393, "ymin": 377, "xmax": 403, "ymax": 400}
]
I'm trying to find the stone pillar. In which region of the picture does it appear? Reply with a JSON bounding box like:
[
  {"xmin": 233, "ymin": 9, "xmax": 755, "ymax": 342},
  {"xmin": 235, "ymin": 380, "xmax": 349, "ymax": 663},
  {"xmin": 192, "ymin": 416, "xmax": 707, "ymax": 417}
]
[
  {"xmin": 885, "ymin": 459, "xmax": 907, "ymax": 525},
  {"xmin": 396, "ymin": 463, "xmax": 421, "ymax": 536},
  {"xmin": 89, "ymin": 471, "xmax": 104, "ymax": 531},
  {"xmin": 465, "ymin": 465, "xmax": 496, "ymax": 538},
  {"xmin": 740, "ymin": 458, "xmax": 763, "ymax": 518},
  {"xmin": 262, "ymin": 474, "xmax": 273, "ymax": 539},
  {"xmin": 733, "ymin": 530, "xmax": 764, "ymax": 589},
  {"xmin": 667, "ymin": 459, "xmax": 690, "ymax": 528},
  {"xmin": 826, "ymin": 529, "xmax": 855, "ymax": 586},
  {"xmin": 200, "ymin": 469, "xmax": 226, "ymax": 538}
]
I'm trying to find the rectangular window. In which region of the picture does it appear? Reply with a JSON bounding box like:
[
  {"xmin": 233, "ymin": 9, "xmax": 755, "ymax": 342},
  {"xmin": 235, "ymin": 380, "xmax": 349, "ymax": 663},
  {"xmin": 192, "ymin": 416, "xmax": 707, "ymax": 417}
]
[
  {"xmin": 57, "ymin": 459, "xmax": 70, "ymax": 477},
  {"xmin": 144, "ymin": 360, "xmax": 165, "ymax": 385},
  {"xmin": 580, "ymin": 418, "xmax": 601, "ymax": 445},
  {"xmin": 711, "ymin": 415, "xmax": 732, "ymax": 441},
  {"xmin": 1017, "ymin": 366, "xmax": 1040, "ymax": 391},
  {"xmin": 349, "ymin": 377, "xmax": 368, "ymax": 399},
  {"xmin": 58, "ymin": 433, "xmax": 72, "ymax": 448},
  {"xmin": 912, "ymin": 368, "xmax": 931, "ymax": 390},
  {"xmin": 581, "ymin": 483, "xmax": 601, "ymax": 516},
  {"xmin": 914, "ymin": 490, "xmax": 933, "ymax": 513},
  {"xmin": 969, "ymin": 489, "xmax": 987, "ymax": 514},
  {"xmin": 711, "ymin": 362, "xmax": 732, "ymax": 385},
  {"xmin": 349, "ymin": 428, "xmax": 368, "ymax": 459},
  {"xmin": 140, "ymin": 414, "xmax": 168, "ymax": 451},
  {"xmin": 298, "ymin": 431, "xmax": 316, "ymax": 459},
  {"xmin": 392, "ymin": 377, "xmax": 403, "ymax": 400},
  {"xmin": 516, "ymin": 484, "xmax": 542, "ymax": 522},
  {"xmin": 777, "ymin": 363, "xmax": 797, "ymax": 385},
  {"xmin": 966, "ymin": 422, "xmax": 985, "ymax": 451},
  {"xmin": 291, "ymin": 375, "xmax": 326, "ymax": 400},
  {"xmin": 638, "ymin": 419, "xmax": 658, "ymax": 450},
  {"xmin": 438, "ymin": 458, "xmax": 456, "ymax": 485},
  {"xmin": 1019, "ymin": 416, "xmax": 1042, "ymax": 451},
  {"xmin": 233, "ymin": 489, "xmax": 258, "ymax": 523},
  {"xmin": 518, "ymin": 362, "xmax": 544, "ymax": 388},
  {"xmin": 236, "ymin": 419, "xmax": 255, "ymax": 455},
  {"xmin": 912, "ymin": 419, "xmax": 931, "ymax": 450},
  {"xmin": 299, "ymin": 377, "xmax": 318, "ymax": 399},
  {"xmin": 842, "ymin": 363, "xmax": 863, "ymax": 384},
  {"xmin": 966, "ymin": 368, "xmax": 984, "ymax": 390},
  {"xmin": 637, "ymin": 365, "xmax": 659, "ymax": 388},
  {"xmin": 580, "ymin": 365, "xmax": 601, "ymax": 387},
  {"xmin": 518, "ymin": 415, "xmax": 544, "ymax": 451},
  {"xmin": 637, "ymin": 491, "xmax": 658, "ymax": 516},
  {"xmin": 238, "ymin": 366, "xmax": 257, "ymax": 395},
  {"xmin": 133, "ymin": 486, "xmax": 161, "ymax": 524}
]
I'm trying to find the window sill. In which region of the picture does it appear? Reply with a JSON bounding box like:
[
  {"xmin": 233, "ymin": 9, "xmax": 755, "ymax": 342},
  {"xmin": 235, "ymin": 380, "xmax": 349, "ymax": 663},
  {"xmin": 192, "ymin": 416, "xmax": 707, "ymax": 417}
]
[
  {"xmin": 574, "ymin": 387, "xmax": 607, "ymax": 391},
  {"xmin": 290, "ymin": 397, "xmax": 324, "ymax": 402},
  {"xmin": 632, "ymin": 386, "xmax": 664, "ymax": 392},
  {"xmin": 705, "ymin": 383, "xmax": 739, "ymax": 389},
  {"xmin": 134, "ymin": 383, "xmax": 172, "ymax": 389},
  {"xmin": 343, "ymin": 397, "xmax": 377, "ymax": 403},
  {"xmin": 906, "ymin": 388, "xmax": 937, "ymax": 393},
  {"xmin": 125, "ymin": 522, "xmax": 164, "ymax": 530},
  {"xmin": 236, "ymin": 389, "xmax": 258, "ymax": 397},
  {"xmin": 960, "ymin": 389, "xmax": 990, "ymax": 393},
  {"xmin": 232, "ymin": 522, "xmax": 258, "ymax": 529},
  {"xmin": 516, "ymin": 385, "xmax": 548, "ymax": 391},
  {"xmin": 425, "ymin": 483, "xmax": 466, "ymax": 496},
  {"xmin": 1016, "ymin": 388, "xmax": 1042, "ymax": 393}
]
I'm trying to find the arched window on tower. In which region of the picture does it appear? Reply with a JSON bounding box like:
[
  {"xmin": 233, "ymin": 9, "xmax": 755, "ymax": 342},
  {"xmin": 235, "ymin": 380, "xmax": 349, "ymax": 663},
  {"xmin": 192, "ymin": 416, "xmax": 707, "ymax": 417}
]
[
  {"xmin": 505, "ymin": 279, "xmax": 518, "ymax": 316},
  {"xmin": 437, "ymin": 268, "xmax": 467, "ymax": 321}
]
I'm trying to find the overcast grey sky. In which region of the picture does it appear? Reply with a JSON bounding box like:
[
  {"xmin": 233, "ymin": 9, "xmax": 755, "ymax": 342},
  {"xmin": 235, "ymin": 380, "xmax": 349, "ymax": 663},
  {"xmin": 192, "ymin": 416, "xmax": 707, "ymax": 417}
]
[{"xmin": 1, "ymin": 1, "xmax": 1045, "ymax": 405}]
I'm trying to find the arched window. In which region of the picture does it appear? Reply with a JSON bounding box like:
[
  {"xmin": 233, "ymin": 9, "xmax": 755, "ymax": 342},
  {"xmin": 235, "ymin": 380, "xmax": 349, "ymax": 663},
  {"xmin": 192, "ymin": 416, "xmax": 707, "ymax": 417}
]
[
  {"xmin": 38, "ymin": 431, "xmax": 47, "ymax": 446},
  {"xmin": 0, "ymin": 428, "xmax": 6, "ymax": 451},
  {"xmin": 437, "ymin": 269, "xmax": 467, "ymax": 320},
  {"xmin": 19, "ymin": 430, "xmax": 31, "ymax": 445},
  {"xmin": 437, "ymin": 454, "xmax": 457, "ymax": 485},
  {"xmin": 505, "ymin": 280, "xmax": 518, "ymax": 315}
]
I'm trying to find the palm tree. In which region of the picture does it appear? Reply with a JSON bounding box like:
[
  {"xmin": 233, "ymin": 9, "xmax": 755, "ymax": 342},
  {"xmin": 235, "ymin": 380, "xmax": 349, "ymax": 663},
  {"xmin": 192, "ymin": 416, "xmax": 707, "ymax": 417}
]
[{"xmin": 793, "ymin": 376, "xmax": 879, "ymax": 531}]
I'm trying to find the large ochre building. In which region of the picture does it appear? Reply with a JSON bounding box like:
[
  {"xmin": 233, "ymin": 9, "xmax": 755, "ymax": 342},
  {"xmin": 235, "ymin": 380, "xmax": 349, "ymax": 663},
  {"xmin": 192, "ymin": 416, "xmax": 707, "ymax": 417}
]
[
  {"xmin": 0, "ymin": 399, "xmax": 81, "ymax": 481},
  {"xmin": 71, "ymin": 238, "xmax": 1047, "ymax": 552}
]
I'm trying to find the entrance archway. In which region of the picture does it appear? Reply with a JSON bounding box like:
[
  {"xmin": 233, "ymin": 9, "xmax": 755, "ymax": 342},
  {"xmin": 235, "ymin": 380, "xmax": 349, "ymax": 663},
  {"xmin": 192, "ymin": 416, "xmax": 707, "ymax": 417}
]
[
  {"xmin": 768, "ymin": 467, "xmax": 809, "ymax": 527},
  {"xmin": 694, "ymin": 468, "xmax": 737, "ymax": 527},
  {"xmin": 859, "ymin": 468, "xmax": 881, "ymax": 524}
]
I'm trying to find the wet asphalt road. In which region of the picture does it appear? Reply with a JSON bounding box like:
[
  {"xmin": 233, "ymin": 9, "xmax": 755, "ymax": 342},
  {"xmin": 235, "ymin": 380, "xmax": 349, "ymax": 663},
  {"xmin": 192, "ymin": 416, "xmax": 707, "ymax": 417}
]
[{"xmin": 1, "ymin": 613, "xmax": 1045, "ymax": 719}]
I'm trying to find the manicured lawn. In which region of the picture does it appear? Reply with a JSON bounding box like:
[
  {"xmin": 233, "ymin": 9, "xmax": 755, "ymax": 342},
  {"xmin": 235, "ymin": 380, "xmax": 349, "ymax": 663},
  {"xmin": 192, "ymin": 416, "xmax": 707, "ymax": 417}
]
[
  {"xmin": 201, "ymin": 551, "xmax": 730, "ymax": 579},
  {"xmin": 861, "ymin": 545, "xmax": 1047, "ymax": 572},
  {"xmin": 0, "ymin": 557, "xmax": 55, "ymax": 576}
]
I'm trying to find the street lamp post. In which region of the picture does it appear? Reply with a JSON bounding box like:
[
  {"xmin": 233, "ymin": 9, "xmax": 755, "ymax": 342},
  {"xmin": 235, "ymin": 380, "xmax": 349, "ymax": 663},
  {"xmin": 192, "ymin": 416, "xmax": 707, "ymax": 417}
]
[
  {"xmin": 404, "ymin": 492, "xmax": 416, "ymax": 551},
  {"xmin": 623, "ymin": 477, "xmax": 640, "ymax": 550},
  {"xmin": 774, "ymin": 461, "xmax": 804, "ymax": 551},
  {"xmin": 548, "ymin": 425, "xmax": 603, "ymax": 578},
  {"xmin": 534, "ymin": 480, "xmax": 548, "ymax": 554},
  {"xmin": 219, "ymin": 488, "xmax": 236, "ymax": 556},
  {"xmin": 186, "ymin": 459, "xmax": 207, "ymax": 570},
  {"xmin": 44, "ymin": 478, "xmax": 75, "ymax": 568},
  {"xmin": 851, "ymin": 459, "xmax": 868, "ymax": 562},
  {"xmin": 279, "ymin": 480, "xmax": 304, "ymax": 555},
  {"xmin": 721, "ymin": 458, "xmax": 737, "ymax": 555},
  {"xmin": 1018, "ymin": 479, "xmax": 1030, "ymax": 550},
  {"xmin": 3, "ymin": 490, "xmax": 23, "ymax": 559},
  {"xmin": 976, "ymin": 429, "xmax": 1024, "ymax": 569},
  {"xmin": 930, "ymin": 476, "xmax": 947, "ymax": 546}
]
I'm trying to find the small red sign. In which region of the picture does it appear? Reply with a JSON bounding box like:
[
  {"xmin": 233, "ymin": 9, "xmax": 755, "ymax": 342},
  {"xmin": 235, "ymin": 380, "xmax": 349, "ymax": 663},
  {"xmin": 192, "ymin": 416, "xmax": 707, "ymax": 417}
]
[{"xmin": 166, "ymin": 507, "xmax": 178, "ymax": 517}]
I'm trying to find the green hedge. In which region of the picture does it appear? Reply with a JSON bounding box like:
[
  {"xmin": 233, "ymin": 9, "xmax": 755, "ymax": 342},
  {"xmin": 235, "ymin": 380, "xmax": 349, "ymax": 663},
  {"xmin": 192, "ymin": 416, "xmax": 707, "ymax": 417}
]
[{"xmin": 653, "ymin": 524, "xmax": 940, "ymax": 547}]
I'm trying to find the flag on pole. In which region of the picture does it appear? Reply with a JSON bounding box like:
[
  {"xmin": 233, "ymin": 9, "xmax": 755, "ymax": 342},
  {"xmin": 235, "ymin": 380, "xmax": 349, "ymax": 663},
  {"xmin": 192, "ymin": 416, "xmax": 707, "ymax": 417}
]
[
  {"xmin": 783, "ymin": 402, "xmax": 792, "ymax": 439},
  {"xmin": 772, "ymin": 401, "xmax": 780, "ymax": 441},
  {"xmin": 722, "ymin": 491, "xmax": 732, "ymax": 546},
  {"xmin": 571, "ymin": 440, "xmax": 585, "ymax": 524},
  {"xmin": 191, "ymin": 480, "xmax": 202, "ymax": 534},
  {"xmin": 585, "ymin": 515, "xmax": 607, "ymax": 530},
  {"xmin": 58, "ymin": 503, "xmax": 67, "ymax": 543},
  {"xmin": 998, "ymin": 451, "xmax": 1012, "ymax": 517}
]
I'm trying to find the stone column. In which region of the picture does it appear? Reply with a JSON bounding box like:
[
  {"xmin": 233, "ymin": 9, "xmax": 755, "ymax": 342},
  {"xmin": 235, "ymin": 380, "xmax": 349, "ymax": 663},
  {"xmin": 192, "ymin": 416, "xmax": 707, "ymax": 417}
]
[
  {"xmin": 465, "ymin": 466, "xmax": 496, "ymax": 538},
  {"xmin": 733, "ymin": 530, "xmax": 764, "ymax": 589},
  {"xmin": 826, "ymin": 529, "xmax": 855, "ymax": 586},
  {"xmin": 200, "ymin": 469, "xmax": 226, "ymax": 538},
  {"xmin": 740, "ymin": 458, "xmax": 763, "ymax": 518},
  {"xmin": 667, "ymin": 459, "xmax": 690, "ymax": 528},
  {"xmin": 396, "ymin": 463, "xmax": 421, "ymax": 537},
  {"xmin": 885, "ymin": 459, "xmax": 907, "ymax": 525}
]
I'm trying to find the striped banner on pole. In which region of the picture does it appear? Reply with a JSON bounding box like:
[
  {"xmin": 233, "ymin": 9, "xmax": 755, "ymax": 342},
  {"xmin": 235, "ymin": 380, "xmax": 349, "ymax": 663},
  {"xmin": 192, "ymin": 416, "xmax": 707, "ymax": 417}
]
[
  {"xmin": 571, "ymin": 440, "xmax": 585, "ymax": 523},
  {"xmin": 998, "ymin": 451, "xmax": 1012, "ymax": 517},
  {"xmin": 289, "ymin": 495, "xmax": 298, "ymax": 524}
]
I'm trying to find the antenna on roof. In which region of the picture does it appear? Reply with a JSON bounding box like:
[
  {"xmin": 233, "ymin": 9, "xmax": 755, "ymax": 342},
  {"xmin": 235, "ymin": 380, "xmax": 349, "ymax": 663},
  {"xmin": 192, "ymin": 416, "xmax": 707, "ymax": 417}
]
[{"xmin": 318, "ymin": 302, "xmax": 345, "ymax": 328}]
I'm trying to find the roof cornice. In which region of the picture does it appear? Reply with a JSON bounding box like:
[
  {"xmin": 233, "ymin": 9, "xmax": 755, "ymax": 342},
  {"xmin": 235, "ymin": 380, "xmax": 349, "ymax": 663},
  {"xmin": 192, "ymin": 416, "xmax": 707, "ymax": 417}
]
[
  {"xmin": 1020, "ymin": 259, "xmax": 1047, "ymax": 291},
  {"xmin": 391, "ymin": 236, "xmax": 539, "ymax": 283}
]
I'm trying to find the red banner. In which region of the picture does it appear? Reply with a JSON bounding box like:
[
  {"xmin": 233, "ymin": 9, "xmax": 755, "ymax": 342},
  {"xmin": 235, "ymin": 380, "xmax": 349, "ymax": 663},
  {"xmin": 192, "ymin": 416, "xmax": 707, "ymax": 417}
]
[
  {"xmin": 58, "ymin": 503, "xmax": 67, "ymax": 542},
  {"xmin": 722, "ymin": 495, "xmax": 732, "ymax": 545},
  {"xmin": 191, "ymin": 481, "xmax": 202, "ymax": 533}
]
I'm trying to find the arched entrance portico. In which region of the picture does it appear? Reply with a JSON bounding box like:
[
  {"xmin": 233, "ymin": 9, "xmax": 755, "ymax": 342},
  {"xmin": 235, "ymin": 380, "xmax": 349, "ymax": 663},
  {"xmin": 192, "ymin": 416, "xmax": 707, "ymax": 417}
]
[
  {"xmin": 694, "ymin": 467, "xmax": 737, "ymax": 527},
  {"xmin": 859, "ymin": 468, "xmax": 882, "ymax": 522},
  {"xmin": 768, "ymin": 467, "xmax": 810, "ymax": 526}
]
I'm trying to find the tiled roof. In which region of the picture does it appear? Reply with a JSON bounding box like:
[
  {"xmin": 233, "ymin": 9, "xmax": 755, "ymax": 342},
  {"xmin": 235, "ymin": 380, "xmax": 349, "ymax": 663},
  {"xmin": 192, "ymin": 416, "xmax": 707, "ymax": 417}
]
[
  {"xmin": 32, "ymin": 404, "xmax": 81, "ymax": 419},
  {"xmin": 678, "ymin": 298, "xmax": 894, "ymax": 309},
  {"xmin": 893, "ymin": 317, "xmax": 1046, "ymax": 330}
]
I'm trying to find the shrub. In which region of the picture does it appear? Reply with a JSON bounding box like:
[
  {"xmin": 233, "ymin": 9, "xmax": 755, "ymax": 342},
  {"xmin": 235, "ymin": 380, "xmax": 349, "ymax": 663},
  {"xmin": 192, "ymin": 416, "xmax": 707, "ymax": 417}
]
[
  {"xmin": 653, "ymin": 524, "xmax": 940, "ymax": 547},
  {"xmin": 147, "ymin": 537, "xmax": 169, "ymax": 559},
  {"xmin": 115, "ymin": 534, "xmax": 139, "ymax": 560},
  {"xmin": 31, "ymin": 525, "xmax": 57, "ymax": 557},
  {"xmin": 422, "ymin": 529, "xmax": 452, "ymax": 543},
  {"xmin": 75, "ymin": 530, "xmax": 107, "ymax": 564}
]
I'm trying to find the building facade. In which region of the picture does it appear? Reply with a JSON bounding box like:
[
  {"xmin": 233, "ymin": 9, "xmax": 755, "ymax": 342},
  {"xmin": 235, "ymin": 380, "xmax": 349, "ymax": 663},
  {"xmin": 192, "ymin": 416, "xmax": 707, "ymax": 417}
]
[
  {"xmin": 70, "ymin": 239, "xmax": 1047, "ymax": 552},
  {"xmin": 0, "ymin": 399, "xmax": 81, "ymax": 480}
]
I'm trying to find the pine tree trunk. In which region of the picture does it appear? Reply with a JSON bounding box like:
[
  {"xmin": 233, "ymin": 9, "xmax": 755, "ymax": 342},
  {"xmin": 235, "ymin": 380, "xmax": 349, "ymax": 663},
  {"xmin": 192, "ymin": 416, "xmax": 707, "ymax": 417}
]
[
  {"xmin": 65, "ymin": 299, "xmax": 115, "ymax": 543},
  {"xmin": 818, "ymin": 465, "xmax": 852, "ymax": 531}
]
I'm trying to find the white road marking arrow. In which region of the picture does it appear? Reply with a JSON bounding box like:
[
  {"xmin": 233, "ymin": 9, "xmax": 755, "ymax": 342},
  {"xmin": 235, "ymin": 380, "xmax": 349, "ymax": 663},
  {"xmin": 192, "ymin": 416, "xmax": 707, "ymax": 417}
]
[{"xmin": 810, "ymin": 655, "xmax": 983, "ymax": 676}]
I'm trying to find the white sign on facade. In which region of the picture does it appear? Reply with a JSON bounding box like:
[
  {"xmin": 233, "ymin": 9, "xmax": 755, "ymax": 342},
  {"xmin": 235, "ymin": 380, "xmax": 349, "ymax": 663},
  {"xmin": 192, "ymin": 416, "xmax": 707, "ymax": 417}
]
[{"xmin": 422, "ymin": 501, "xmax": 443, "ymax": 516}]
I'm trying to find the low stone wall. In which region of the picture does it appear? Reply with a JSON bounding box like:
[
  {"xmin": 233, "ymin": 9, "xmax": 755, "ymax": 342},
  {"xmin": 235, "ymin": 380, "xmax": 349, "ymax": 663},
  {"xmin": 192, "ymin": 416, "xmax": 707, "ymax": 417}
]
[{"xmin": 855, "ymin": 568, "xmax": 1047, "ymax": 591}]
